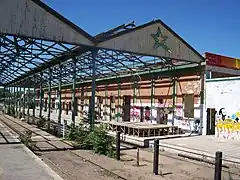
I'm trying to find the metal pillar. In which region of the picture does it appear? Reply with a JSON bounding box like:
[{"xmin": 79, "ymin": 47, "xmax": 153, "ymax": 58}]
[
  {"xmin": 23, "ymin": 87, "xmax": 25, "ymax": 117},
  {"xmin": 27, "ymin": 87, "xmax": 30, "ymax": 123},
  {"xmin": 90, "ymin": 49, "xmax": 98, "ymax": 130},
  {"xmin": 172, "ymin": 77, "xmax": 176, "ymax": 126},
  {"xmin": 58, "ymin": 63, "xmax": 62, "ymax": 136},
  {"xmin": 32, "ymin": 83, "xmax": 36, "ymax": 124},
  {"xmin": 199, "ymin": 65, "xmax": 205, "ymax": 135},
  {"xmin": 105, "ymin": 84, "xmax": 108, "ymax": 121},
  {"xmin": 72, "ymin": 58, "xmax": 76, "ymax": 126},
  {"xmin": 39, "ymin": 72, "xmax": 43, "ymax": 118},
  {"xmin": 47, "ymin": 68, "xmax": 52, "ymax": 130},
  {"xmin": 19, "ymin": 87, "xmax": 22, "ymax": 117},
  {"xmin": 117, "ymin": 79, "xmax": 121, "ymax": 122},
  {"xmin": 150, "ymin": 78, "xmax": 155, "ymax": 121},
  {"xmin": 3, "ymin": 86, "xmax": 5, "ymax": 113},
  {"xmin": 14, "ymin": 86, "xmax": 17, "ymax": 117}
]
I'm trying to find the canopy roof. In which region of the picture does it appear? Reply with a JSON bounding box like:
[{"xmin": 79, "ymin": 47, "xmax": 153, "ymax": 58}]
[{"xmin": 0, "ymin": 0, "xmax": 204, "ymax": 88}]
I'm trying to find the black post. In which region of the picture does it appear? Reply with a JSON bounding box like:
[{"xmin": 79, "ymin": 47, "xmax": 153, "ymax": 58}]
[
  {"xmin": 116, "ymin": 131, "xmax": 120, "ymax": 160},
  {"xmin": 153, "ymin": 139, "xmax": 159, "ymax": 175},
  {"xmin": 214, "ymin": 151, "xmax": 222, "ymax": 180}
]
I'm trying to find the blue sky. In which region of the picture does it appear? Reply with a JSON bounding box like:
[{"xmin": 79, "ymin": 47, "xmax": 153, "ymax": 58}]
[{"xmin": 44, "ymin": 0, "xmax": 239, "ymax": 58}]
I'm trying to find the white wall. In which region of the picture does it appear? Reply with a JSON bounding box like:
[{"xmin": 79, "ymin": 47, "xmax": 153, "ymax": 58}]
[{"xmin": 206, "ymin": 77, "xmax": 240, "ymax": 123}]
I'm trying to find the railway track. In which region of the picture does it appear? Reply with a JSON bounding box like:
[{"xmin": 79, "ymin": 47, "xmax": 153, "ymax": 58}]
[
  {"xmin": 2, "ymin": 114, "xmax": 240, "ymax": 179},
  {"xmin": 0, "ymin": 114, "xmax": 128, "ymax": 180}
]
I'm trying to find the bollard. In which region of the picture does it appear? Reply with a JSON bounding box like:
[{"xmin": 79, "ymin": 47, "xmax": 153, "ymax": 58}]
[
  {"xmin": 116, "ymin": 131, "xmax": 121, "ymax": 161},
  {"xmin": 214, "ymin": 151, "xmax": 222, "ymax": 180},
  {"xmin": 63, "ymin": 120, "xmax": 67, "ymax": 139},
  {"xmin": 136, "ymin": 147, "xmax": 140, "ymax": 166},
  {"xmin": 153, "ymin": 139, "xmax": 159, "ymax": 175}
]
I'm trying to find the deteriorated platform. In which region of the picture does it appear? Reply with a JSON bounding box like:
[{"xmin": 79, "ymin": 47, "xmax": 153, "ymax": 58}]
[{"xmin": 99, "ymin": 121, "xmax": 182, "ymax": 137}]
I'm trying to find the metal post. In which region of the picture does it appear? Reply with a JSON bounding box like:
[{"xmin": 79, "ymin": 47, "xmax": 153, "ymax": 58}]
[
  {"xmin": 153, "ymin": 139, "xmax": 159, "ymax": 175},
  {"xmin": 23, "ymin": 87, "xmax": 25, "ymax": 117},
  {"xmin": 116, "ymin": 131, "xmax": 121, "ymax": 160},
  {"xmin": 117, "ymin": 79, "xmax": 121, "ymax": 122},
  {"xmin": 172, "ymin": 77, "xmax": 176, "ymax": 126},
  {"xmin": 105, "ymin": 84, "xmax": 108, "ymax": 121},
  {"xmin": 58, "ymin": 63, "xmax": 62, "ymax": 136},
  {"xmin": 90, "ymin": 49, "xmax": 98, "ymax": 130},
  {"xmin": 3, "ymin": 86, "xmax": 5, "ymax": 113},
  {"xmin": 39, "ymin": 72, "xmax": 43, "ymax": 118},
  {"xmin": 214, "ymin": 151, "xmax": 222, "ymax": 180},
  {"xmin": 150, "ymin": 78, "xmax": 155, "ymax": 121},
  {"xmin": 14, "ymin": 86, "xmax": 16, "ymax": 117},
  {"xmin": 18, "ymin": 87, "xmax": 22, "ymax": 118},
  {"xmin": 32, "ymin": 83, "xmax": 36, "ymax": 124},
  {"xmin": 47, "ymin": 68, "xmax": 52, "ymax": 130},
  {"xmin": 199, "ymin": 65, "xmax": 205, "ymax": 135},
  {"xmin": 27, "ymin": 87, "xmax": 30, "ymax": 123},
  {"xmin": 136, "ymin": 147, "xmax": 140, "ymax": 166},
  {"xmin": 72, "ymin": 58, "xmax": 76, "ymax": 126},
  {"xmin": 133, "ymin": 80, "xmax": 136, "ymax": 121},
  {"xmin": 63, "ymin": 119, "xmax": 67, "ymax": 139},
  {"xmin": 15, "ymin": 86, "xmax": 18, "ymax": 116}
]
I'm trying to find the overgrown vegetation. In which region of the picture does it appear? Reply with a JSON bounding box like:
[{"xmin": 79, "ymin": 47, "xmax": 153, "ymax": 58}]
[
  {"xmin": 37, "ymin": 116, "xmax": 47, "ymax": 128},
  {"xmin": 6, "ymin": 106, "xmax": 15, "ymax": 117},
  {"xmin": 66, "ymin": 123, "xmax": 116, "ymax": 158},
  {"xmin": 19, "ymin": 130, "xmax": 36, "ymax": 150}
]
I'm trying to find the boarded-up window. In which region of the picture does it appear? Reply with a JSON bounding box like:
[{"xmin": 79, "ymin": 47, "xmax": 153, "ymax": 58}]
[{"xmin": 183, "ymin": 94, "xmax": 194, "ymax": 118}]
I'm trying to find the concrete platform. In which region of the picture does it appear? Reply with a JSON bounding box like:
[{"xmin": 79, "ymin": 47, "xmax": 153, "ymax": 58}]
[
  {"xmin": 0, "ymin": 121, "xmax": 62, "ymax": 180},
  {"xmin": 151, "ymin": 135, "xmax": 240, "ymax": 165}
]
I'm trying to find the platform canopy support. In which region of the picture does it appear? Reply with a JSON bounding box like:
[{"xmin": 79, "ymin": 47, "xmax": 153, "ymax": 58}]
[
  {"xmin": 90, "ymin": 48, "xmax": 98, "ymax": 130},
  {"xmin": 58, "ymin": 63, "xmax": 62, "ymax": 136},
  {"xmin": 47, "ymin": 68, "xmax": 52, "ymax": 130},
  {"xmin": 72, "ymin": 57, "xmax": 77, "ymax": 126}
]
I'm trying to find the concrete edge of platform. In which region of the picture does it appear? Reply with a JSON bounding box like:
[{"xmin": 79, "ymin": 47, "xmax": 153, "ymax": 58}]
[
  {"xmin": 1, "ymin": 117, "xmax": 63, "ymax": 180},
  {"xmin": 22, "ymin": 146, "xmax": 63, "ymax": 180},
  {"xmin": 151, "ymin": 141, "xmax": 240, "ymax": 166}
]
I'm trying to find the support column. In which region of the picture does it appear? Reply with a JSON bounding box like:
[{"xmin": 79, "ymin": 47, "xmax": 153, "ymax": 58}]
[
  {"xmin": 58, "ymin": 63, "xmax": 62, "ymax": 135},
  {"xmin": 19, "ymin": 87, "xmax": 22, "ymax": 117},
  {"xmin": 90, "ymin": 49, "xmax": 98, "ymax": 130},
  {"xmin": 27, "ymin": 87, "xmax": 30, "ymax": 123},
  {"xmin": 3, "ymin": 86, "xmax": 5, "ymax": 113},
  {"xmin": 14, "ymin": 86, "xmax": 17, "ymax": 117},
  {"xmin": 117, "ymin": 79, "xmax": 121, "ymax": 122},
  {"xmin": 39, "ymin": 72, "xmax": 43, "ymax": 118},
  {"xmin": 172, "ymin": 77, "xmax": 176, "ymax": 126},
  {"xmin": 72, "ymin": 58, "xmax": 76, "ymax": 126},
  {"xmin": 105, "ymin": 84, "xmax": 108, "ymax": 121},
  {"xmin": 23, "ymin": 87, "xmax": 25, "ymax": 117},
  {"xmin": 150, "ymin": 78, "xmax": 155, "ymax": 121},
  {"xmin": 47, "ymin": 68, "xmax": 52, "ymax": 130},
  {"xmin": 32, "ymin": 82, "xmax": 36, "ymax": 124},
  {"xmin": 199, "ymin": 65, "xmax": 205, "ymax": 135}
]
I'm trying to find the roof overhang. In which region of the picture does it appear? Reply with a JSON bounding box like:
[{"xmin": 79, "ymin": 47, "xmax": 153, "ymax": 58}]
[{"xmin": 0, "ymin": 0, "xmax": 95, "ymax": 46}]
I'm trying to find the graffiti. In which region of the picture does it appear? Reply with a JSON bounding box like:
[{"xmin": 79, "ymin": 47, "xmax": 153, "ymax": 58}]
[{"xmin": 215, "ymin": 107, "xmax": 240, "ymax": 139}]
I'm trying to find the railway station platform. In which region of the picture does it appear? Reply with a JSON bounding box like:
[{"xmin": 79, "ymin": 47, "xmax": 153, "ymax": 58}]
[{"xmin": 0, "ymin": 117, "xmax": 63, "ymax": 180}]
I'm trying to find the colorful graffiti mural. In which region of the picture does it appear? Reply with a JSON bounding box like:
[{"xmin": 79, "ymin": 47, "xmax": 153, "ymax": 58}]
[{"xmin": 215, "ymin": 108, "xmax": 240, "ymax": 139}]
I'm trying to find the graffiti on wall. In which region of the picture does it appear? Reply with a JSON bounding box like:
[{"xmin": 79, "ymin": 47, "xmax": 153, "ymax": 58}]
[{"xmin": 215, "ymin": 107, "xmax": 240, "ymax": 139}]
